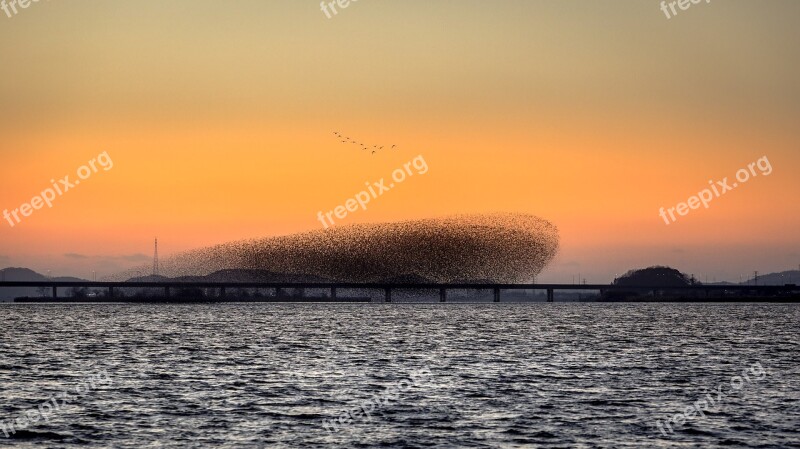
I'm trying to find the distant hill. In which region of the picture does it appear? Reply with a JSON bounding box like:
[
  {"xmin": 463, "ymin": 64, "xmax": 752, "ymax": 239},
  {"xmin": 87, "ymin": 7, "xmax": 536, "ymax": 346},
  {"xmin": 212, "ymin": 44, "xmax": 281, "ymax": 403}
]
[
  {"xmin": 0, "ymin": 267, "xmax": 87, "ymax": 301},
  {"xmin": 125, "ymin": 274, "xmax": 175, "ymax": 283},
  {"xmin": 613, "ymin": 266, "xmax": 694, "ymax": 288},
  {"xmin": 704, "ymin": 270, "xmax": 800, "ymax": 286},
  {"xmin": 738, "ymin": 270, "xmax": 800, "ymax": 286},
  {"xmin": 126, "ymin": 269, "xmax": 335, "ymax": 284},
  {"xmin": 380, "ymin": 274, "xmax": 436, "ymax": 284},
  {"xmin": 123, "ymin": 268, "xmax": 800, "ymax": 286},
  {"xmin": 3, "ymin": 266, "xmax": 799, "ymax": 302},
  {"xmin": 602, "ymin": 266, "xmax": 800, "ymax": 301},
  {"xmin": 453, "ymin": 278, "xmax": 497, "ymax": 285}
]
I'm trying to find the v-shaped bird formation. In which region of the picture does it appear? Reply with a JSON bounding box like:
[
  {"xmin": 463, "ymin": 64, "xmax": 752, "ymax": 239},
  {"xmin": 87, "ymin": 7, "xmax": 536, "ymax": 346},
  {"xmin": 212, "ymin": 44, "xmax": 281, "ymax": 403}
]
[{"xmin": 333, "ymin": 132, "xmax": 399, "ymax": 155}]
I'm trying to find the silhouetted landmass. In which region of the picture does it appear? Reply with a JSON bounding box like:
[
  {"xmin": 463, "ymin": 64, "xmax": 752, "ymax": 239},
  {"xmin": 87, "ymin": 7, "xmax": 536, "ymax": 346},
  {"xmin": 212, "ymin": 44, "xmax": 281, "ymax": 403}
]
[
  {"xmin": 378, "ymin": 274, "xmax": 436, "ymax": 284},
  {"xmin": 127, "ymin": 269, "xmax": 334, "ymax": 284},
  {"xmin": 453, "ymin": 279, "xmax": 502, "ymax": 284},
  {"xmin": 601, "ymin": 266, "xmax": 799, "ymax": 302},
  {"xmin": 602, "ymin": 266, "xmax": 697, "ymax": 301},
  {"xmin": 4, "ymin": 266, "xmax": 800, "ymax": 303},
  {"xmin": 0, "ymin": 267, "xmax": 87, "ymax": 301},
  {"xmin": 737, "ymin": 270, "xmax": 800, "ymax": 286},
  {"xmin": 614, "ymin": 266, "xmax": 696, "ymax": 288}
]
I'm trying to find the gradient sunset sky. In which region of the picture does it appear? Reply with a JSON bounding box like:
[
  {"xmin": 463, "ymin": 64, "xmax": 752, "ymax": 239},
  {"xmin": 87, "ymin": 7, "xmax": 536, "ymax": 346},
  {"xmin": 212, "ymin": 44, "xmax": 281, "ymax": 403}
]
[{"xmin": 1, "ymin": 1, "xmax": 799, "ymax": 282}]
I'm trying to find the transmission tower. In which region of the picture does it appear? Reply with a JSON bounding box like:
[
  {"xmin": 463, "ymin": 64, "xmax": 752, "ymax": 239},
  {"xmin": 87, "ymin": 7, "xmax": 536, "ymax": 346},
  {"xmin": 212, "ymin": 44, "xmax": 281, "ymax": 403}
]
[{"xmin": 153, "ymin": 238, "xmax": 159, "ymax": 277}]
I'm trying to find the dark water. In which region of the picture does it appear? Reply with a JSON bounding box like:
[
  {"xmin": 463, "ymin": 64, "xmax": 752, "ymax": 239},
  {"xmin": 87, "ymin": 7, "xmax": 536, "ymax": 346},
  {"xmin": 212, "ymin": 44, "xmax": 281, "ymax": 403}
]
[{"xmin": 0, "ymin": 303, "xmax": 798, "ymax": 448}]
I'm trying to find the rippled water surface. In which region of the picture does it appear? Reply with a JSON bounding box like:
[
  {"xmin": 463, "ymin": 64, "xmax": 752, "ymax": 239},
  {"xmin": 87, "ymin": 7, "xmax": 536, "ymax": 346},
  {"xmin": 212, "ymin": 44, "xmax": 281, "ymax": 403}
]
[{"xmin": 1, "ymin": 303, "xmax": 798, "ymax": 448}]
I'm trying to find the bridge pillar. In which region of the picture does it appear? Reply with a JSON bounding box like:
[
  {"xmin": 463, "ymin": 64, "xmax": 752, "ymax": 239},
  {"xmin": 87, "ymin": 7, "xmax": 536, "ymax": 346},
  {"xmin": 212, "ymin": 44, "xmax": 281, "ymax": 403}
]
[
  {"xmin": 385, "ymin": 288, "xmax": 392, "ymax": 303},
  {"xmin": 439, "ymin": 288, "xmax": 447, "ymax": 303},
  {"xmin": 493, "ymin": 288, "xmax": 500, "ymax": 302},
  {"xmin": 547, "ymin": 289, "xmax": 554, "ymax": 302},
  {"xmin": 53, "ymin": 286, "xmax": 57, "ymax": 299},
  {"xmin": 331, "ymin": 287, "xmax": 337, "ymax": 300}
]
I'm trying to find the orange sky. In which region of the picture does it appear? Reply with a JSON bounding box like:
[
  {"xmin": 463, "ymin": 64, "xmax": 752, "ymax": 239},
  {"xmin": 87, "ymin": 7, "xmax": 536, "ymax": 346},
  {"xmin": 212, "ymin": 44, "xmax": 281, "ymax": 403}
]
[{"xmin": 1, "ymin": 1, "xmax": 799, "ymax": 281}]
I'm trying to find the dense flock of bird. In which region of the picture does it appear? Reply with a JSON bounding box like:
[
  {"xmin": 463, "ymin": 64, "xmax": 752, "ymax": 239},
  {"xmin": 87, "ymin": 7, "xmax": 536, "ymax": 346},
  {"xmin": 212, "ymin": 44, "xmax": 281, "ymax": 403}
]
[
  {"xmin": 112, "ymin": 214, "xmax": 560, "ymax": 283},
  {"xmin": 333, "ymin": 131, "xmax": 398, "ymax": 155}
]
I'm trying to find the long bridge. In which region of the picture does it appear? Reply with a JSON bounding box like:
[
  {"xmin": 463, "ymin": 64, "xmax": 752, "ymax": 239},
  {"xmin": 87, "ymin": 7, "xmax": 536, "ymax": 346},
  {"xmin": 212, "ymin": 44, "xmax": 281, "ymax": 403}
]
[{"xmin": 1, "ymin": 281, "xmax": 798, "ymax": 302}]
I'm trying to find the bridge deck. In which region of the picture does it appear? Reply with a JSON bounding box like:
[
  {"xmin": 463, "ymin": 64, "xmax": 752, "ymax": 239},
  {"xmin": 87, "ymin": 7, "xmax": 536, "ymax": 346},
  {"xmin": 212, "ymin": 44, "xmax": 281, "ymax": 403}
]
[{"xmin": 2, "ymin": 281, "xmax": 797, "ymax": 303}]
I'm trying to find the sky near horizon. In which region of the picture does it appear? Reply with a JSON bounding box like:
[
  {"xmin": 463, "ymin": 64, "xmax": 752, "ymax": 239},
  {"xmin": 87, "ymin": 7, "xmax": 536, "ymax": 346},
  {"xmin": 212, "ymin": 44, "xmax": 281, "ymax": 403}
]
[{"xmin": 1, "ymin": 1, "xmax": 799, "ymax": 282}]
